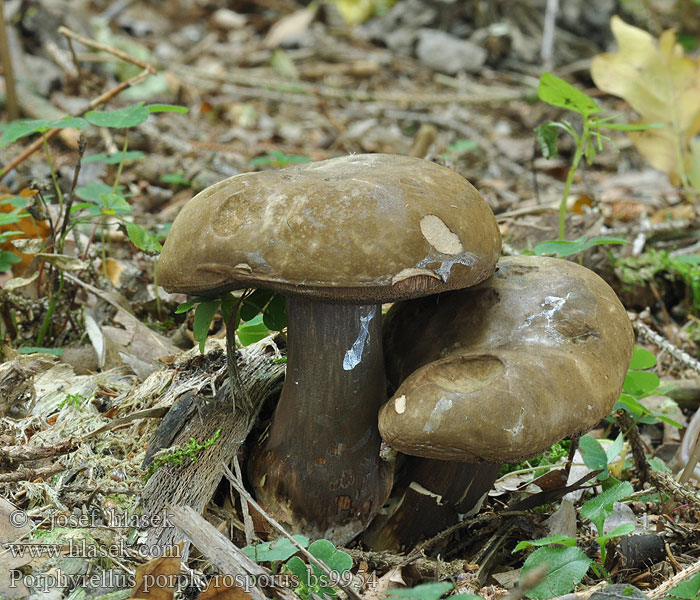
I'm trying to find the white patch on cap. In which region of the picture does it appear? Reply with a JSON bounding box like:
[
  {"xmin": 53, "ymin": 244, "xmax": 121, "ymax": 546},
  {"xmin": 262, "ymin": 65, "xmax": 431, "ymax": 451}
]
[
  {"xmin": 420, "ymin": 215, "xmax": 463, "ymax": 255},
  {"xmin": 394, "ymin": 395, "xmax": 407, "ymax": 414}
]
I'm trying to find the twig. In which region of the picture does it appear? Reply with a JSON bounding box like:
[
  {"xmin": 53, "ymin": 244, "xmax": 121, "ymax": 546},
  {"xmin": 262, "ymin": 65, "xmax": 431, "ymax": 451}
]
[
  {"xmin": 649, "ymin": 471, "xmax": 700, "ymax": 510},
  {"xmin": 679, "ymin": 426, "xmax": 700, "ymax": 485},
  {"xmin": 220, "ymin": 462, "xmax": 365, "ymax": 600},
  {"xmin": 0, "ymin": 463, "xmax": 63, "ymax": 483},
  {"xmin": 634, "ymin": 320, "xmax": 700, "ymax": 374},
  {"xmin": 233, "ymin": 455, "xmax": 255, "ymax": 546},
  {"xmin": 57, "ymin": 26, "xmax": 156, "ymax": 74},
  {"xmin": 649, "ymin": 558, "xmax": 700, "ymax": 599}
]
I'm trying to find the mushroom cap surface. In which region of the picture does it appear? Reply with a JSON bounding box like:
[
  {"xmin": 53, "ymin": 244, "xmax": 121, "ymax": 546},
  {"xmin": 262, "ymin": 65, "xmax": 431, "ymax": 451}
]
[
  {"xmin": 378, "ymin": 256, "xmax": 634, "ymax": 462},
  {"xmin": 158, "ymin": 154, "xmax": 501, "ymax": 303}
]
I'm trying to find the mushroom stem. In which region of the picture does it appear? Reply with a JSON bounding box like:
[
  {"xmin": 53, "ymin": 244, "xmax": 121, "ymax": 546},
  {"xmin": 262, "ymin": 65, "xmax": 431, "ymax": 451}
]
[
  {"xmin": 249, "ymin": 296, "xmax": 393, "ymax": 544},
  {"xmin": 362, "ymin": 458, "xmax": 501, "ymax": 550}
]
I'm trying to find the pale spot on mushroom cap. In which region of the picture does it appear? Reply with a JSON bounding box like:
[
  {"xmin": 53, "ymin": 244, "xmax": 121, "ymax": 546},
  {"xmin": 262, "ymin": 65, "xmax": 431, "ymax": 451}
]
[
  {"xmin": 394, "ymin": 395, "xmax": 407, "ymax": 414},
  {"xmin": 420, "ymin": 214, "xmax": 463, "ymax": 255}
]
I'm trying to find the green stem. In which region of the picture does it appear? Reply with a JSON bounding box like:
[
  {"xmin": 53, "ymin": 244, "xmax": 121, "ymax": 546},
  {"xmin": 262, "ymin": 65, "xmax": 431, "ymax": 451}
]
[
  {"xmin": 112, "ymin": 130, "xmax": 129, "ymax": 194},
  {"xmin": 558, "ymin": 119, "xmax": 590, "ymax": 240},
  {"xmin": 36, "ymin": 272, "xmax": 64, "ymax": 346}
]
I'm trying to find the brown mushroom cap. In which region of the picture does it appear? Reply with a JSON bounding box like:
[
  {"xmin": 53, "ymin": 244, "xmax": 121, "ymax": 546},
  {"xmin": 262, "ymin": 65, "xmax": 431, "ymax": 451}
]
[
  {"xmin": 158, "ymin": 154, "xmax": 501, "ymax": 303},
  {"xmin": 378, "ymin": 256, "xmax": 634, "ymax": 463}
]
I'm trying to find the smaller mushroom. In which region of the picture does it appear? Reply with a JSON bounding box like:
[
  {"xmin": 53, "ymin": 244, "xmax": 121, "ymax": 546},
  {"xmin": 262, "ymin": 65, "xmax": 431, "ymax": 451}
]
[{"xmin": 364, "ymin": 256, "xmax": 634, "ymax": 549}]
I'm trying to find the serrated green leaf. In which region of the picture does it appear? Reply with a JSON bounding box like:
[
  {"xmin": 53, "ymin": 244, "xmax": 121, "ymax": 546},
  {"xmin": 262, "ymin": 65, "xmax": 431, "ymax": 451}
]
[
  {"xmin": 125, "ymin": 222, "xmax": 162, "ymax": 253},
  {"xmin": 624, "ymin": 371, "xmax": 660, "ymax": 396},
  {"xmin": 513, "ymin": 535, "xmax": 578, "ymax": 553},
  {"xmin": 538, "ymin": 72, "xmax": 602, "ymax": 117},
  {"xmin": 193, "ymin": 300, "xmax": 219, "ymax": 352},
  {"xmin": 85, "ymin": 103, "xmax": 149, "ymax": 128},
  {"xmin": 387, "ymin": 582, "xmax": 455, "ymax": 600},
  {"xmin": 521, "ymin": 546, "xmax": 592, "ymax": 599},
  {"xmin": 581, "ymin": 481, "xmax": 634, "ymax": 534},
  {"xmin": 629, "ymin": 347, "xmax": 657, "ymax": 370}
]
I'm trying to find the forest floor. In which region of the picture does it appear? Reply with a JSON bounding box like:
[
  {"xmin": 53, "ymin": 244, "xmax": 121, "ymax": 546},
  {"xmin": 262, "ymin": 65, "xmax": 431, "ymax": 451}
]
[{"xmin": 1, "ymin": 1, "xmax": 699, "ymax": 599}]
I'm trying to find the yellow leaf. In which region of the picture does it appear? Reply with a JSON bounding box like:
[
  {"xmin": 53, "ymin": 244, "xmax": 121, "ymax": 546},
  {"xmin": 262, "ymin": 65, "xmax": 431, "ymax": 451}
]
[{"xmin": 591, "ymin": 16, "xmax": 700, "ymax": 192}]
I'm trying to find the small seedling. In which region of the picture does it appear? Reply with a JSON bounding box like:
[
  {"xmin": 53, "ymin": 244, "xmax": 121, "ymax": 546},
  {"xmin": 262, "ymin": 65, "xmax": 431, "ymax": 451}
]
[
  {"xmin": 535, "ymin": 72, "xmax": 661, "ymax": 240},
  {"xmin": 145, "ymin": 429, "xmax": 221, "ymax": 481},
  {"xmin": 514, "ymin": 481, "xmax": 634, "ymax": 599}
]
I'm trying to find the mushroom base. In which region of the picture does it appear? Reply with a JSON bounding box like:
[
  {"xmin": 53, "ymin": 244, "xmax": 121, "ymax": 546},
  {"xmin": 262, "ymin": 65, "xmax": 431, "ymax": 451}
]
[
  {"xmin": 248, "ymin": 297, "xmax": 393, "ymax": 544},
  {"xmin": 362, "ymin": 458, "xmax": 501, "ymax": 550}
]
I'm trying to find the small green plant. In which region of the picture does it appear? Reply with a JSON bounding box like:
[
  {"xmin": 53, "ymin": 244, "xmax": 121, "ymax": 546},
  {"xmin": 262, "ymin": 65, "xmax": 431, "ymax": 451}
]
[
  {"xmin": 387, "ymin": 582, "xmax": 483, "ymax": 600},
  {"xmin": 243, "ymin": 537, "xmax": 352, "ymax": 600},
  {"xmin": 176, "ymin": 288, "xmax": 287, "ymax": 352},
  {"xmin": 145, "ymin": 429, "xmax": 221, "ymax": 481},
  {"xmin": 532, "ymin": 235, "xmax": 628, "ymax": 259},
  {"xmin": 441, "ymin": 139, "xmax": 479, "ymax": 161},
  {"xmin": 514, "ymin": 481, "xmax": 634, "ymax": 599},
  {"xmin": 160, "ymin": 171, "xmax": 192, "ymax": 187},
  {"xmin": 250, "ymin": 150, "xmax": 311, "ymax": 168},
  {"xmin": 57, "ymin": 391, "xmax": 94, "ymax": 410},
  {"xmin": 535, "ymin": 72, "xmax": 662, "ymax": 240}
]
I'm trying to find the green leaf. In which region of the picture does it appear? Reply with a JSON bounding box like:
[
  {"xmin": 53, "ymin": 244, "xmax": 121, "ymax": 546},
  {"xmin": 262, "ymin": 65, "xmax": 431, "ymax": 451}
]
[
  {"xmin": 193, "ymin": 300, "xmax": 219, "ymax": 353},
  {"xmin": 629, "ymin": 347, "xmax": 656, "ymax": 370},
  {"xmin": 97, "ymin": 192, "xmax": 132, "ymax": 215},
  {"xmin": 0, "ymin": 250, "xmax": 22, "ymax": 272},
  {"xmin": 220, "ymin": 292, "xmax": 237, "ymax": 324},
  {"xmin": 160, "ymin": 172, "xmax": 192, "ymax": 186},
  {"xmin": 605, "ymin": 433, "xmax": 624, "ymax": 463},
  {"xmin": 648, "ymin": 457, "xmax": 671, "ymax": 473},
  {"xmin": 1, "ymin": 116, "xmax": 89, "ymax": 145},
  {"xmin": 624, "ymin": 371, "xmax": 660, "ymax": 396},
  {"xmin": 242, "ymin": 535, "xmax": 309, "ymax": 562},
  {"xmin": 176, "ymin": 300, "xmax": 195, "ymax": 314},
  {"xmin": 605, "ymin": 523, "xmax": 636, "ymax": 538},
  {"xmin": 146, "ymin": 104, "xmax": 189, "ymax": 114},
  {"xmin": 85, "ymin": 103, "xmax": 150, "ymax": 128},
  {"xmin": 579, "ymin": 435, "xmax": 608, "ymax": 472},
  {"xmin": 446, "ymin": 139, "xmax": 479, "ymax": 155},
  {"xmin": 76, "ymin": 182, "xmax": 127, "ymax": 203},
  {"xmin": 124, "ymin": 222, "xmax": 162, "ymax": 253},
  {"xmin": 285, "ymin": 556, "xmax": 309, "ymax": 580},
  {"xmin": 665, "ymin": 572, "xmax": 700, "ymax": 599},
  {"xmin": 387, "ymin": 582, "xmax": 455, "ymax": 600},
  {"xmin": 308, "ymin": 539, "xmax": 352, "ymax": 578},
  {"xmin": 580, "ymin": 481, "xmax": 634, "ymax": 534},
  {"xmin": 237, "ymin": 313, "xmax": 270, "ymax": 346},
  {"xmin": 513, "ymin": 535, "xmax": 578, "ymax": 553},
  {"xmin": 537, "ymin": 72, "xmax": 602, "ymax": 117},
  {"xmin": 18, "ymin": 346, "xmax": 64, "ymax": 356},
  {"xmin": 262, "ymin": 293, "xmax": 287, "ymax": 331},
  {"xmin": 535, "ymin": 121, "xmax": 560, "ymax": 158},
  {"xmin": 521, "ymin": 546, "xmax": 592, "ymax": 599},
  {"xmin": 241, "ymin": 289, "xmax": 274, "ymax": 322},
  {"xmin": 83, "ymin": 151, "xmax": 145, "ymax": 164}
]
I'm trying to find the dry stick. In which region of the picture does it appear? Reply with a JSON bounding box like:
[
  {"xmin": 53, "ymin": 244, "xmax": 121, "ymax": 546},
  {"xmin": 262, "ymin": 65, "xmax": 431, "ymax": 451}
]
[
  {"xmin": 0, "ymin": 0, "xmax": 18, "ymax": 120},
  {"xmin": 679, "ymin": 431, "xmax": 700, "ymax": 485},
  {"xmin": 634, "ymin": 320, "xmax": 700, "ymax": 374},
  {"xmin": 648, "ymin": 558, "xmax": 700, "ymax": 600},
  {"xmin": 232, "ymin": 455, "xmax": 255, "ymax": 546},
  {"xmin": 650, "ymin": 471, "xmax": 700, "ymax": 509},
  {"xmin": 220, "ymin": 462, "xmax": 365, "ymax": 600},
  {"xmin": 56, "ymin": 26, "xmax": 156, "ymax": 74}
]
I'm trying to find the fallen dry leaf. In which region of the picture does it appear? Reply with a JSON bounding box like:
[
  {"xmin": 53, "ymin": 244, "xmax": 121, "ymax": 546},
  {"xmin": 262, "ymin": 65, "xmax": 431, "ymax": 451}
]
[
  {"xmin": 130, "ymin": 545, "xmax": 183, "ymax": 600},
  {"xmin": 591, "ymin": 16, "xmax": 700, "ymax": 193}
]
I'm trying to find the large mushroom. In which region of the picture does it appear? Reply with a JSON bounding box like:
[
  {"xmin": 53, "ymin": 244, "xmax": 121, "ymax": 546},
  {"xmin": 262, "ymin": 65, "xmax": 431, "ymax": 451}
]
[
  {"xmin": 157, "ymin": 153, "xmax": 502, "ymax": 543},
  {"xmin": 364, "ymin": 255, "xmax": 634, "ymax": 549}
]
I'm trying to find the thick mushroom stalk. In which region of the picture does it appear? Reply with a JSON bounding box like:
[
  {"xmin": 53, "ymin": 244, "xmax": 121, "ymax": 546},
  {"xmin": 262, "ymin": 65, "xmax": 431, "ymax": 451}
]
[{"xmin": 249, "ymin": 298, "xmax": 391, "ymax": 543}]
